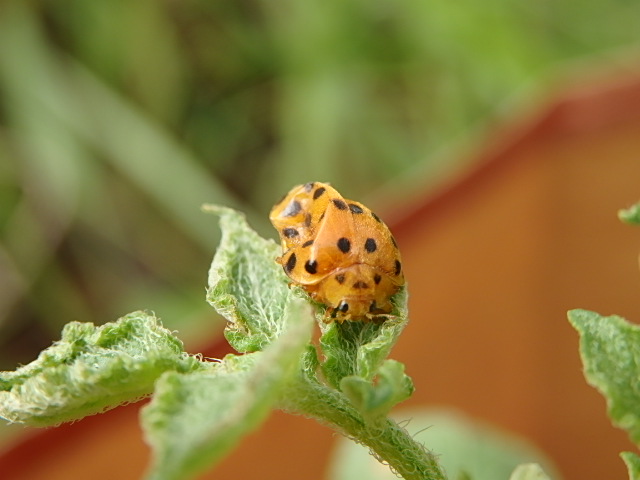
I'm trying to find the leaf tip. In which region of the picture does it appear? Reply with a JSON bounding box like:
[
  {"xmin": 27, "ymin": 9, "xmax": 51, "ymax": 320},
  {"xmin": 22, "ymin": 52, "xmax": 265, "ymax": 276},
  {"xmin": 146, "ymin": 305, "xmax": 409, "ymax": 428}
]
[
  {"xmin": 618, "ymin": 202, "xmax": 640, "ymax": 225},
  {"xmin": 621, "ymin": 451, "xmax": 640, "ymax": 480},
  {"xmin": 567, "ymin": 309, "xmax": 598, "ymax": 330},
  {"xmin": 201, "ymin": 203, "xmax": 237, "ymax": 217}
]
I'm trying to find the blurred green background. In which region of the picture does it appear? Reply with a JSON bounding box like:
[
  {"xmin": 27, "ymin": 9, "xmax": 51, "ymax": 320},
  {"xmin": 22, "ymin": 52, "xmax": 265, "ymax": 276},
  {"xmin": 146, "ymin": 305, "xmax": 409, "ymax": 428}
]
[{"xmin": 0, "ymin": 0, "xmax": 638, "ymax": 371}]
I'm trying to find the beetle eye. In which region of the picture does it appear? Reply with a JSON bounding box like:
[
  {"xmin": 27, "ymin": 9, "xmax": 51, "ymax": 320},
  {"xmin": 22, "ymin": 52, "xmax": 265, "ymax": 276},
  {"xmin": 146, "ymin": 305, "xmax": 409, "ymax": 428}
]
[
  {"xmin": 338, "ymin": 301, "xmax": 349, "ymax": 313},
  {"xmin": 369, "ymin": 301, "xmax": 378, "ymax": 313}
]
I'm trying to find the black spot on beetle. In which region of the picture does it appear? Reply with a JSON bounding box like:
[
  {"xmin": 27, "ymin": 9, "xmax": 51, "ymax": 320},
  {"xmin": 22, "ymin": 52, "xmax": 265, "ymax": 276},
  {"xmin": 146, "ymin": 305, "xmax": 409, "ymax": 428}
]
[
  {"xmin": 282, "ymin": 200, "xmax": 302, "ymax": 217},
  {"xmin": 364, "ymin": 238, "xmax": 377, "ymax": 253},
  {"xmin": 332, "ymin": 198, "xmax": 348, "ymax": 210},
  {"xmin": 337, "ymin": 237, "xmax": 351, "ymax": 253},
  {"xmin": 391, "ymin": 235, "xmax": 398, "ymax": 248},
  {"xmin": 348, "ymin": 203, "xmax": 364, "ymax": 214},
  {"xmin": 283, "ymin": 228, "xmax": 299, "ymax": 238},
  {"xmin": 394, "ymin": 260, "xmax": 402, "ymax": 276},
  {"xmin": 352, "ymin": 281, "xmax": 369, "ymax": 289},
  {"xmin": 313, "ymin": 186, "xmax": 326, "ymax": 199},
  {"xmin": 302, "ymin": 239, "xmax": 314, "ymax": 248},
  {"xmin": 303, "ymin": 212, "xmax": 312, "ymax": 227},
  {"xmin": 371, "ymin": 211, "xmax": 382, "ymax": 223},
  {"xmin": 304, "ymin": 259, "xmax": 318, "ymax": 274},
  {"xmin": 373, "ymin": 274, "xmax": 382, "ymax": 285},
  {"xmin": 335, "ymin": 273, "xmax": 345, "ymax": 284},
  {"xmin": 285, "ymin": 253, "xmax": 297, "ymax": 273}
]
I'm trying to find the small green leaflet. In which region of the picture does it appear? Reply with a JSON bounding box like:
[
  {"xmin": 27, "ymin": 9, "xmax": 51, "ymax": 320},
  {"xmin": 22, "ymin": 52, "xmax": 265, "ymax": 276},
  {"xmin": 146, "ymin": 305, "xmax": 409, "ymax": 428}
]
[{"xmin": 318, "ymin": 287, "xmax": 411, "ymax": 421}]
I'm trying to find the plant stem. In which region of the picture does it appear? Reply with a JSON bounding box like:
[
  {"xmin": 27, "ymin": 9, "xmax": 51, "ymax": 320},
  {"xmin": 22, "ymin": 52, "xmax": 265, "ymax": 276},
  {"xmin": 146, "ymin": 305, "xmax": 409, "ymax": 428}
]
[{"xmin": 280, "ymin": 377, "xmax": 447, "ymax": 480}]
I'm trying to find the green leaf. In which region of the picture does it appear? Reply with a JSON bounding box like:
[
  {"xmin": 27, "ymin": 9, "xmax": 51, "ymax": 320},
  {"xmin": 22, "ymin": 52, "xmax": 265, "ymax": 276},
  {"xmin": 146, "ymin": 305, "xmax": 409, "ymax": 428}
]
[
  {"xmin": 509, "ymin": 464, "xmax": 552, "ymax": 480},
  {"xmin": 568, "ymin": 309, "xmax": 640, "ymax": 445},
  {"xmin": 204, "ymin": 205, "xmax": 292, "ymax": 353},
  {"xmin": 622, "ymin": 452, "xmax": 640, "ymax": 480},
  {"xmin": 340, "ymin": 359, "xmax": 413, "ymax": 422},
  {"xmin": 0, "ymin": 311, "xmax": 199, "ymax": 427},
  {"xmin": 619, "ymin": 202, "xmax": 640, "ymax": 225},
  {"xmin": 317, "ymin": 287, "xmax": 410, "ymax": 420},
  {"xmin": 141, "ymin": 296, "xmax": 314, "ymax": 480},
  {"xmin": 319, "ymin": 287, "xmax": 408, "ymax": 389}
]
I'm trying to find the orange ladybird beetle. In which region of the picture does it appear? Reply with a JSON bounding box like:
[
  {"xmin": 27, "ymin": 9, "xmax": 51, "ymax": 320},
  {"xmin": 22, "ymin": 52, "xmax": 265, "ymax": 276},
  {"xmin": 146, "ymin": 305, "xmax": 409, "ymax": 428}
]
[{"xmin": 270, "ymin": 182, "xmax": 404, "ymax": 322}]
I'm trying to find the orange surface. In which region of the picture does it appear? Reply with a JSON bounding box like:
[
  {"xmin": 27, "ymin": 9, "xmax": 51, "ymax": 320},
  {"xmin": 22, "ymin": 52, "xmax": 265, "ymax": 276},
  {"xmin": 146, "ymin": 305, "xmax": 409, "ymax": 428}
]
[
  {"xmin": 396, "ymin": 117, "xmax": 640, "ymax": 480},
  {"xmin": 3, "ymin": 71, "xmax": 640, "ymax": 479}
]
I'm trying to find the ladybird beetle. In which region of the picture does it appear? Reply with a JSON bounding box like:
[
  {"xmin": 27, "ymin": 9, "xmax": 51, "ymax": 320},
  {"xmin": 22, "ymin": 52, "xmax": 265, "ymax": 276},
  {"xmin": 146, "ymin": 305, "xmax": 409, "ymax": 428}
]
[{"xmin": 270, "ymin": 182, "xmax": 404, "ymax": 322}]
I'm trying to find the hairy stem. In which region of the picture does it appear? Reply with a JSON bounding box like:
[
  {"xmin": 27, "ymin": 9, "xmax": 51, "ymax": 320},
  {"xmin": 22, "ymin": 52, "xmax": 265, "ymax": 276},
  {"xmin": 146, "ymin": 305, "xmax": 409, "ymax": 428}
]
[{"xmin": 279, "ymin": 377, "xmax": 447, "ymax": 480}]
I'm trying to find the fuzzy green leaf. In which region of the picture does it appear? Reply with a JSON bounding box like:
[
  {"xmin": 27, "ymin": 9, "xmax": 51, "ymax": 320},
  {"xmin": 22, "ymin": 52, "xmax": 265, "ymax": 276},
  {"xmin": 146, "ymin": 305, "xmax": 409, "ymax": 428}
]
[
  {"xmin": 141, "ymin": 296, "xmax": 314, "ymax": 480},
  {"xmin": 619, "ymin": 202, "xmax": 640, "ymax": 225},
  {"xmin": 340, "ymin": 359, "xmax": 414, "ymax": 422},
  {"xmin": 204, "ymin": 205, "xmax": 292, "ymax": 353},
  {"xmin": 568, "ymin": 309, "xmax": 640, "ymax": 445},
  {"xmin": 320, "ymin": 287, "xmax": 408, "ymax": 389},
  {"xmin": 0, "ymin": 311, "xmax": 200, "ymax": 427},
  {"xmin": 622, "ymin": 452, "xmax": 640, "ymax": 480},
  {"xmin": 318, "ymin": 287, "xmax": 410, "ymax": 421}
]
